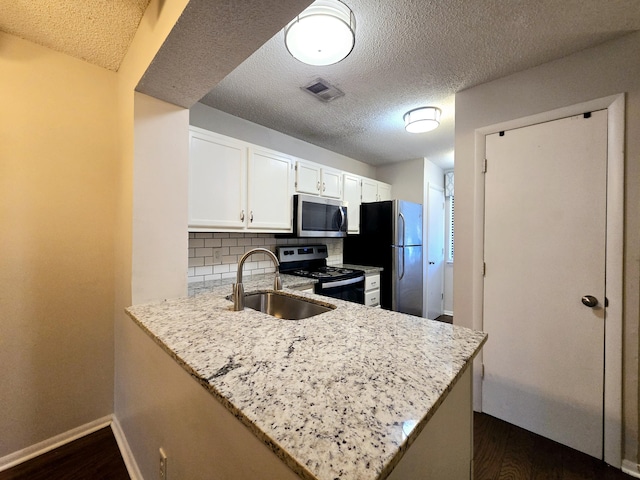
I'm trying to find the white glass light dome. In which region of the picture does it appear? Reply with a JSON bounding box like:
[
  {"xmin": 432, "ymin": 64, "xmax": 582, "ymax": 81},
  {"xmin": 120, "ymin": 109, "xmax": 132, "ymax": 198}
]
[
  {"xmin": 403, "ymin": 107, "xmax": 442, "ymax": 133},
  {"xmin": 285, "ymin": 0, "xmax": 356, "ymax": 66}
]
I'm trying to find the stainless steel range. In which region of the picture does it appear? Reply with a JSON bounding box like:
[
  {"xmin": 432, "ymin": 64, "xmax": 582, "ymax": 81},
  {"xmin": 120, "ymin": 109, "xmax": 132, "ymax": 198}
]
[{"xmin": 276, "ymin": 244, "xmax": 365, "ymax": 304}]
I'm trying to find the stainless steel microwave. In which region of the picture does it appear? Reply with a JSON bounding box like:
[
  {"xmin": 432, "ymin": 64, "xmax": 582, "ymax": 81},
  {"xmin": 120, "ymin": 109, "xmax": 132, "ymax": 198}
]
[{"xmin": 293, "ymin": 194, "xmax": 348, "ymax": 237}]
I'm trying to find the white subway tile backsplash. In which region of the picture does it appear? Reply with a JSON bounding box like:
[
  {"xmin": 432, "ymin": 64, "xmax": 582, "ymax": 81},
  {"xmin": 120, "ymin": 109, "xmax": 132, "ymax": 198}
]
[
  {"xmin": 204, "ymin": 238, "xmax": 222, "ymax": 248},
  {"xmin": 189, "ymin": 257, "xmax": 204, "ymax": 267},
  {"xmin": 213, "ymin": 264, "xmax": 230, "ymax": 274},
  {"xmin": 187, "ymin": 233, "xmax": 343, "ymax": 281}
]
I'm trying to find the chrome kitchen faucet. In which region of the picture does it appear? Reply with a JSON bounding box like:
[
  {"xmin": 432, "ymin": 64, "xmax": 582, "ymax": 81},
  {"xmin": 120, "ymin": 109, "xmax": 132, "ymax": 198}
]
[{"xmin": 232, "ymin": 248, "xmax": 282, "ymax": 311}]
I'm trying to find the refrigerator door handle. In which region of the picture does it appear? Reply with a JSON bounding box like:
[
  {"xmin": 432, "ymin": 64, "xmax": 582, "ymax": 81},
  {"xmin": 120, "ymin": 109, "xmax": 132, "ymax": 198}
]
[
  {"xmin": 399, "ymin": 246, "xmax": 405, "ymax": 280},
  {"xmin": 398, "ymin": 212, "xmax": 406, "ymax": 247}
]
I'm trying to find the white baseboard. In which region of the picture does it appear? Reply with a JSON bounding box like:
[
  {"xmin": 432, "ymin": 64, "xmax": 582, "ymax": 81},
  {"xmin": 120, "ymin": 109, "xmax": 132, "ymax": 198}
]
[
  {"xmin": 622, "ymin": 460, "xmax": 640, "ymax": 478},
  {"xmin": 111, "ymin": 416, "xmax": 143, "ymax": 480},
  {"xmin": 0, "ymin": 415, "xmax": 142, "ymax": 480},
  {"xmin": 0, "ymin": 415, "xmax": 112, "ymax": 473},
  {"xmin": 444, "ymin": 310, "xmax": 454, "ymax": 316}
]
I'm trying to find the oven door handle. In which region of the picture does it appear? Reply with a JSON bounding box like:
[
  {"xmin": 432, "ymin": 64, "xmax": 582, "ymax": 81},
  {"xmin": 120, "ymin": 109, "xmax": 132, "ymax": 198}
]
[{"xmin": 319, "ymin": 275, "xmax": 365, "ymax": 289}]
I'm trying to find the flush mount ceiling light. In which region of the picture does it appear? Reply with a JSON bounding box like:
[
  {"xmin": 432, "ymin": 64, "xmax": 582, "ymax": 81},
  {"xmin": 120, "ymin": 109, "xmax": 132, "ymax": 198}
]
[
  {"xmin": 403, "ymin": 107, "xmax": 442, "ymax": 133},
  {"xmin": 284, "ymin": 0, "xmax": 356, "ymax": 66}
]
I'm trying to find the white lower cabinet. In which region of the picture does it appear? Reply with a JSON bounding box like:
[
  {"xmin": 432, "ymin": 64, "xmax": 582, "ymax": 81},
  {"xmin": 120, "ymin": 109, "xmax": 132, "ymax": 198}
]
[
  {"xmin": 364, "ymin": 273, "xmax": 381, "ymax": 307},
  {"xmin": 188, "ymin": 127, "xmax": 293, "ymax": 232}
]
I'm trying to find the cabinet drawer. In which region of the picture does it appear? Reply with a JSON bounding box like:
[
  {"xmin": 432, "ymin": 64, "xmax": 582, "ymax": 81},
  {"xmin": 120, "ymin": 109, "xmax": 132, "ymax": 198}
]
[
  {"xmin": 365, "ymin": 274, "xmax": 380, "ymax": 291},
  {"xmin": 364, "ymin": 289, "xmax": 380, "ymax": 307}
]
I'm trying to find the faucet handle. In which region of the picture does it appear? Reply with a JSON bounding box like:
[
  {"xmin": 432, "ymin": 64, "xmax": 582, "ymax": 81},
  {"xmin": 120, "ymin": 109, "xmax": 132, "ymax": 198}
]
[{"xmin": 273, "ymin": 272, "xmax": 282, "ymax": 291}]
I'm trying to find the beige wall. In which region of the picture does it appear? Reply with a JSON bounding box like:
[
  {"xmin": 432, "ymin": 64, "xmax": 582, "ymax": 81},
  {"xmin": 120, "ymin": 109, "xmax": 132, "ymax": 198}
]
[
  {"xmin": 454, "ymin": 31, "xmax": 640, "ymax": 463},
  {"xmin": 0, "ymin": 32, "xmax": 118, "ymax": 456}
]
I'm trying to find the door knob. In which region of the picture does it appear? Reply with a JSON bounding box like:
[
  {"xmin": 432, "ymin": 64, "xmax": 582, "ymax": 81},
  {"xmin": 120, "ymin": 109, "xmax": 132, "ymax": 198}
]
[{"xmin": 581, "ymin": 295, "xmax": 599, "ymax": 308}]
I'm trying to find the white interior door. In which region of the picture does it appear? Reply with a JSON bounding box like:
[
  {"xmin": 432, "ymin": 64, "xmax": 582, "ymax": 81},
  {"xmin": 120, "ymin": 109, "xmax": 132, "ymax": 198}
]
[
  {"xmin": 426, "ymin": 185, "xmax": 445, "ymax": 320},
  {"xmin": 482, "ymin": 110, "xmax": 608, "ymax": 459}
]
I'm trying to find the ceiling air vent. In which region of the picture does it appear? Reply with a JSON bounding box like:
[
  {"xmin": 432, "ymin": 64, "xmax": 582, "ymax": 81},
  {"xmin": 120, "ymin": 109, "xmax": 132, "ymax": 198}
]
[{"xmin": 302, "ymin": 78, "xmax": 345, "ymax": 102}]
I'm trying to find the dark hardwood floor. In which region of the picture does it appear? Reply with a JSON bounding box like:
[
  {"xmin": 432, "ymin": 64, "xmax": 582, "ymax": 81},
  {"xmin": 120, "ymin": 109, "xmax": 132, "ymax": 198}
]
[
  {"xmin": 1, "ymin": 415, "xmax": 633, "ymax": 479},
  {"xmin": 474, "ymin": 412, "xmax": 634, "ymax": 480},
  {"xmin": 434, "ymin": 314, "xmax": 453, "ymax": 324},
  {"xmin": 0, "ymin": 427, "xmax": 129, "ymax": 480}
]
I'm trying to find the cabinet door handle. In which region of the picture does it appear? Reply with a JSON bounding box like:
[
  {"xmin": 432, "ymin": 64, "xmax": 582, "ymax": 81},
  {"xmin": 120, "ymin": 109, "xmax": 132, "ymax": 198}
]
[
  {"xmin": 240, "ymin": 210, "xmax": 245, "ymax": 221},
  {"xmin": 323, "ymin": 182, "xmax": 326, "ymax": 192},
  {"xmin": 250, "ymin": 211, "xmax": 254, "ymax": 223},
  {"xmin": 317, "ymin": 181, "xmax": 321, "ymax": 191}
]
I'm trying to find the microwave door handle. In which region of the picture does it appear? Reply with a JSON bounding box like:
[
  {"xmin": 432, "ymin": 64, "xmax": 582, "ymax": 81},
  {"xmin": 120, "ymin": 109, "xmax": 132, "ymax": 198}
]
[{"xmin": 339, "ymin": 206, "xmax": 346, "ymax": 231}]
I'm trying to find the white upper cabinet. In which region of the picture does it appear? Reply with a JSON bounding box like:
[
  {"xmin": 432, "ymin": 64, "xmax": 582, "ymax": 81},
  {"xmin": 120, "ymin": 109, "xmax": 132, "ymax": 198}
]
[
  {"xmin": 188, "ymin": 126, "xmax": 393, "ymax": 233},
  {"xmin": 295, "ymin": 160, "xmax": 321, "ymax": 195},
  {"xmin": 188, "ymin": 128, "xmax": 247, "ymax": 229},
  {"xmin": 295, "ymin": 160, "xmax": 342, "ymax": 199},
  {"xmin": 247, "ymin": 147, "xmax": 293, "ymax": 231},
  {"xmin": 320, "ymin": 166, "xmax": 342, "ymax": 198},
  {"xmin": 342, "ymin": 173, "xmax": 362, "ymax": 234},
  {"xmin": 362, "ymin": 177, "xmax": 392, "ymax": 202},
  {"xmin": 377, "ymin": 181, "xmax": 392, "ymax": 201},
  {"xmin": 188, "ymin": 127, "xmax": 292, "ymax": 232}
]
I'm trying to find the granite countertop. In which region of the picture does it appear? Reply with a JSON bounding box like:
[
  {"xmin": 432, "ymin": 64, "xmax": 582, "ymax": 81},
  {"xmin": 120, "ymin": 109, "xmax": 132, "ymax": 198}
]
[
  {"xmin": 126, "ymin": 278, "xmax": 486, "ymax": 480},
  {"xmin": 337, "ymin": 264, "xmax": 383, "ymax": 275}
]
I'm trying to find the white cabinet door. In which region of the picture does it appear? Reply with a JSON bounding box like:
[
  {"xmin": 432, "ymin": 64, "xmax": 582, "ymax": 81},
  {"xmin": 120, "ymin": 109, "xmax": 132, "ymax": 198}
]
[
  {"xmin": 188, "ymin": 128, "xmax": 246, "ymax": 229},
  {"xmin": 342, "ymin": 173, "xmax": 361, "ymax": 234},
  {"xmin": 361, "ymin": 177, "xmax": 392, "ymax": 202},
  {"xmin": 361, "ymin": 177, "xmax": 379, "ymax": 203},
  {"xmin": 295, "ymin": 160, "xmax": 321, "ymax": 195},
  {"xmin": 248, "ymin": 148, "xmax": 293, "ymax": 231},
  {"xmin": 320, "ymin": 167, "xmax": 342, "ymax": 198},
  {"xmin": 377, "ymin": 182, "xmax": 392, "ymax": 201}
]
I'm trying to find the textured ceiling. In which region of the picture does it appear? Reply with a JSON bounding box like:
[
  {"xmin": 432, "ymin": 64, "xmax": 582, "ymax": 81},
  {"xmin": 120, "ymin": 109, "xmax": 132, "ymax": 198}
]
[
  {"xmin": 198, "ymin": 0, "xmax": 640, "ymax": 168},
  {"xmin": 3, "ymin": 1, "xmax": 639, "ymax": 168},
  {"xmin": 136, "ymin": 0, "xmax": 313, "ymax": 108},
  {"xmin": 0, "ymin": 0, "xmax": 151, "ymax": 71}
]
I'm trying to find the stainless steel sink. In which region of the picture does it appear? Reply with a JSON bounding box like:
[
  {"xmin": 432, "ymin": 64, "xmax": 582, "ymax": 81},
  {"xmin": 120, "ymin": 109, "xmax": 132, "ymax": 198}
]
[{"xmin": 243, "ymin": 291, "xmax": 335, "ymax": 320}]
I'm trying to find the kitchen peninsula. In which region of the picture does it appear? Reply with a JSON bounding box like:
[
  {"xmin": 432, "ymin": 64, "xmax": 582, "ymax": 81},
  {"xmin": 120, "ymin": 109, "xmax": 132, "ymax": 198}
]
[{"xmin": 121, "ymin": 276, "xmax": 486, "ymax": 480}]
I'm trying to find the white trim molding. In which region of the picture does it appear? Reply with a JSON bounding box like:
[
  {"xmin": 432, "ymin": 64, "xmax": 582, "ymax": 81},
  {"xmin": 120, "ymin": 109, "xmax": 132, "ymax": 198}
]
[
  {"xmin": 0, "ymin": 416, "xmax": 112, "ymax": 473},
  {"xmin": 622, "ymin": 460, "xmax": 640, "ymax": 479},
  {"xmin": 111, "ymin": 416, "xmax": 143, "ymax": 480},
  {"xmin": 0, "ymin": 415, "xmax": 142, "ymax": 480}
]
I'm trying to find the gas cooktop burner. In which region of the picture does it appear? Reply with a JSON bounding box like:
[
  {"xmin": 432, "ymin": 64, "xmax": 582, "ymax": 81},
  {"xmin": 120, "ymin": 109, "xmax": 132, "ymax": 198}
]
[{"xmin": 276, "ymin": 244, "xmax": 365, "ymax": 283}]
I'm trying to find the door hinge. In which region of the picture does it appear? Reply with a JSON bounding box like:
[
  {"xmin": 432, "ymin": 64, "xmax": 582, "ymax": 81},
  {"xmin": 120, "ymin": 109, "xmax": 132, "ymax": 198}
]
[
  {"xmin": 482, "ymin": 158, "xmax": 488, "ymax": 173},
  {"xmin": 294, "ymin": 164, "xmax": 298, "ymax": 171},
  {"xmin": 482, "ymin": 262, "xmax": 486, "ymax": 276},
  {"xmin": 441, "ymin": 293, "xmax": 444, "ymax": 299},
  {"xmin": 481, "ymin": 364, "xmax": 485, "ymax": 379}
]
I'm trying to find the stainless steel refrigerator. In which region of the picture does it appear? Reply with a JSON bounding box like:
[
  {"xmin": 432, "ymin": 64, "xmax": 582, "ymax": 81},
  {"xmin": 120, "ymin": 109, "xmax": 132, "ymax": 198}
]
[{"xmin": 344, "ymin": 200, "xmax": 423, "ymax": 316}]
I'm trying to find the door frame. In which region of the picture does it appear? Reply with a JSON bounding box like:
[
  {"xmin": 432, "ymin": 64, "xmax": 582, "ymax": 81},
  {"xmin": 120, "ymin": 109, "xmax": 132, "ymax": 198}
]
[{"xmin": 471, "ymin": 94, "xmax": 624, "ymax": 467}]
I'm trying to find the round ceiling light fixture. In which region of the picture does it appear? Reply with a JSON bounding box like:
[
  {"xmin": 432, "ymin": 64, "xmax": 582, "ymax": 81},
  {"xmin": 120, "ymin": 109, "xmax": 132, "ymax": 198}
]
[
  {"xmin": 284, "ymin": 0, "xmax": 356, "ymax": 66},
  {"xmin": 403, "ymin": 107, "xmax": 442, "ymax": 133}
]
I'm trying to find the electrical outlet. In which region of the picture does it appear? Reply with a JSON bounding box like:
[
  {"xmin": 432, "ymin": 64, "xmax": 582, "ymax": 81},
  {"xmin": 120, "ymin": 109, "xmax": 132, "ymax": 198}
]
[{"xmin": 159, "ymin": 447, "xmax": 168, "ymax": 480}]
